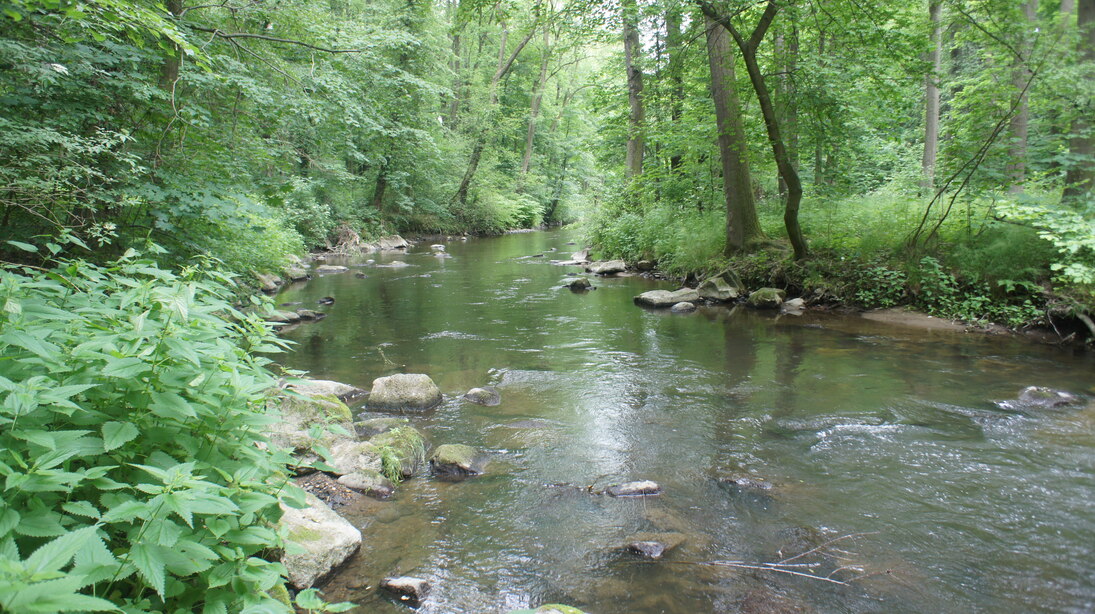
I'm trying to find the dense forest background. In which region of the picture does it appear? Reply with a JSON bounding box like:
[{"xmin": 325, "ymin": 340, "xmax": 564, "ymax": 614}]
[{"xmin": 1, "ymin": 0, "xmax": 1093, "ymax": 324}]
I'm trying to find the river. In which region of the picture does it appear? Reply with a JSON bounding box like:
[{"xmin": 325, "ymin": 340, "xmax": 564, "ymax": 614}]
[{"xmin": 275, "ymin": 230, "xmax": 1095, "ymax": 614}]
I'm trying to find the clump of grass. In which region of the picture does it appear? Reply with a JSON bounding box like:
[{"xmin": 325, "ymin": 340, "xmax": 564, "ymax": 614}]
[{"xmin": 373, "ymin": 426, "xmax": 427, "ymax": 483}]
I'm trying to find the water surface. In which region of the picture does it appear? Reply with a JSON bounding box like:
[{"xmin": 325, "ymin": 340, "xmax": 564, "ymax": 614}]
[{"xmin": 276, "ymin": 231, "xmax": 1095, "ymax": 613}]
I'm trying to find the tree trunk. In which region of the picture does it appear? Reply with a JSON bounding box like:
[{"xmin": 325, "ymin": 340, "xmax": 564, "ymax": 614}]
[
  {"xmin": 160, "ymin": 0, "xmax": 184, "ymax": 91},
  {"xmin": 371, "ymin": 168, "xmax": 388, "ymax": 211},
  {"xmin": 774, "ymin": 24, "xmax": 799, "ymax": 197},
  {"xmin": 704, "ymin": 15, "xmax": 763, "ymax": 253},
  {"xmin": 520, "ymin": 29, "xmax": 552, "ymax": 177},
  {"xmin": 1064, "ymin": 0, "xmax": 1095, "ymax": 201},
  {"xmin": 1008, "ymin": 0, "xmax": 1038, "ymax": 193},
  {"xmin": 622, "ymin": 0, "xmax": 645, "ymax": 177},
  {"xmin": 922, "ymin": 0, "xmax": 943, "ymax": 193},
  {"xmin": 702, "ymin": 0, "xmax": 808, "ymax": 260},
  {"xmin": 448, "ymin": 31, "xmax": 462, "ymax": 127},
  {"xmin": 666, "ymin": 6, "xmax": 684, "ymax": 172}
]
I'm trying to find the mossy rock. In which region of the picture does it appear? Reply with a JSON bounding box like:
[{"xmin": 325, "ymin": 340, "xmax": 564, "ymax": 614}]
[
  {"xmin": 268, "ymin": 582, "xmax": 292, "ymax": 607},
  {"xmin": 429, "ymin": 443, "xmax": 487, "ymax": 478},
  {"xmin": 282, "ymin": 392, "xmax": 353, "ymax": 423},
  {"xmin": 747, "ymin": 287, "xmax": 786, "ymax": 309},
  {"xmin": 354, "ymin": 416, "xmax": 411, "ymax": 437},
  {"xmin": 370, "ymin": 426, "xmax": 427, "ymax": 479}
]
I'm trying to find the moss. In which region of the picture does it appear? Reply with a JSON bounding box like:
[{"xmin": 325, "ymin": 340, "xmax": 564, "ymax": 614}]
[
  {"xmin": 289, "ymin": 526, "xmax": 324, "ymax": 543},
  {"xmin": 282, "ymin": 392, "xmax": 352, "ymax": 423},
  {"xmin": 267, "ymin": 582, "xmax": 292, "ymax": 607},
  {"xmin": 370, "ymin": 426, "xmax": 426, "ymax": 482}
]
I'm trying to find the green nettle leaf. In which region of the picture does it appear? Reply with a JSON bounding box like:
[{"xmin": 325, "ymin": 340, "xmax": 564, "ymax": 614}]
[
  {"xmin": 102, "ymin": 422, "xmax": 139, "ymax": 452},
  {"xmin": 5, "ymin": 240, "xmax": 37, "ymax": 252},
  {"xmin": 129, "ymin": 543, "xmax": 168, "ymax": 597},
  {"xmin": 24, "ymin": 526, "xmax": 98, "ymax": 575}
]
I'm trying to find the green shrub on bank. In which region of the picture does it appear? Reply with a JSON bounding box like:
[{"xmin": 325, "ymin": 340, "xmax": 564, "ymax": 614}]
[{"xmin": 0, "ymin": 247, "xmax": 315, "ymax": 613}]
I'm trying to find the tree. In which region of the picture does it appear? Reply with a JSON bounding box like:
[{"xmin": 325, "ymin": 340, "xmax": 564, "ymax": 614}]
[
  {"xmin": 622, "ymin": 0, "xmax": 646, "ymax": 177},
  {"xmin": 1064, "ymin": 0, "xmax": 1095, "ymax": 201},
  {"xmin": 922, "ymin": 0, "xmax": 943, "ymax": 193},
  {"xmin": 703, "ymin": 14, "xmax": 764, "ymax": 252}
]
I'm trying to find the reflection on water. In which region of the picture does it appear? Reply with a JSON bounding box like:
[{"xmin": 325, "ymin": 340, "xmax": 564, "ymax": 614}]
[{"xmin": 277, "ymin": 231, "xmax": 1095, "ymax": 614}]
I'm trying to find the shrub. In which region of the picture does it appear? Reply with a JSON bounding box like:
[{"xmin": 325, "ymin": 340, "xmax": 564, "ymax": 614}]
[{"xmin": 0, "ymin": 247, "xmax": 309, "ymax": 613}]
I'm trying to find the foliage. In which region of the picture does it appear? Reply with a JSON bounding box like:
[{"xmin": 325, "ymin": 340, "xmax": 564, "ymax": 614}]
[
  {"xmin": 0, "ymin": 247, "xmax": 312, "ymax": 613},
  {"xmin": 373, "ymin": 427, "xmax": 426, "ymax": 484}
]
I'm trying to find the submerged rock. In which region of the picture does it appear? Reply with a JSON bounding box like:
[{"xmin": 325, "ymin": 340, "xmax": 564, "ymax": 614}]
[
  {"xmin": 430, "ymin": 443, "xmax": 487, "ymax": 478},
  {"xmin": 280, "ymin": 493, "xmax": 361, "ymax": 589},
  {"xmin": 317, "ymin": 296, "xmax": 335, "ymax": 305},
  {"xmin": 747, "ymin": 287, "xmax": 786, "ymax": 309},
  {"xmin": 634, "ymin": 288, "xmax": 700, "ymax": 308},
  {"xmin": 997, "ymin": 386, "xmax": 1080, "ymax": 410},
  {"xmin": 508, "ymin": 606, "xmax": 589, "ymax": 614},
  {"xmin": 564, "ymin": 277, "xmax": 593, "ymax": 291},
  {"xmin": 368, "ymin": 373, "xmax": 443, "ymax": 411},
  {"xmin": 670, "ymin": 301, "xmax": 696, "ymax": 313},
  {"xmin": 315, "ymin": 265, "xmax": 349, "ymax": 274},
  {"xmin": 295, "ymin": 309, "xmax": 325, "ymax": 321},
  {"xmin": 289, "ymin": 378, "xmax": 367, "ymax": 404},
  {"xmin": 463, "ymin": 386, "xmax": 501, "ymax": 406},
  {"xmin": 606, "ymin": 480, "xmax": 661, "ymax": 497},
  {"xmin": 431, "ymin": 244, "xmax": 446, "ymax": 252},
  {"xmin": 624, "ymin": 532, "xmax": 686, "ymax": 560},
  {"xmin": 586, "ymin": 260, "xmax": 627, "ymax": 275},
  {"xmin": 780, "ymin": 297, "xmax": 806, "ymax": 314},
  {"xmin": 380, "ymin": 576, "xmax": 430, "ymax": 604},
  {"xmin": 718, "ymin": 475, "xmax": 774, "ymax": 493}
]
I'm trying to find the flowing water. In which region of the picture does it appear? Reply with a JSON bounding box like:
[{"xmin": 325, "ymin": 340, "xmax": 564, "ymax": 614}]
[{"xmin": 275, "ymin": 230, "xmax": 1095, "ymax": 614}]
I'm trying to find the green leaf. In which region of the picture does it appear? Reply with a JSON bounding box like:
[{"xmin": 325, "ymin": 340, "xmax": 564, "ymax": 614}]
[
  {"xmin": 102, "ymin": 421, "xmax": 139, "ymax": 451},
  {"xmin": 129, "ymin": 543, "xmax": 167, "ymax": 597},
  {"xmin": 0, "ymin": 509, "xmax": 19, "ymax": 536},
  {"xmin": 61, "ymin": 501, "xmax": 100, "ymax": 519},
  {"xmin": 5, "ymin": 240, "xmax": 37, "ymax": 252},
  {"xmin": 101, "ymin": 356, "xmax": 149, "ymax": 379},
  {"xmin": 295, "ymin": 589, "xmax": 324, "ymax": 610},
  {"xmin": 25, "ymin": 526, "xmax": 98, "ymax": 575},
  {"xmin": 150, "ymin": 391, "xmax": 197, "ymax": 420}
]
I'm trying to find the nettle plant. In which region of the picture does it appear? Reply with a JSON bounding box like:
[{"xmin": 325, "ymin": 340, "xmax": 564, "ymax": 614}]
[{"xmin": 0, "ymin": 244, "xmax": 324, "ymax": 613}]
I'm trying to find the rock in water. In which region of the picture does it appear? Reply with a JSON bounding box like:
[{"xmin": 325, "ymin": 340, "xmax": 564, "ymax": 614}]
[
  {"xmin": 697, "ymin": 277, "xmax": 739, "ymax": 302},
  {"xmin": 430, "ymin": 444, "xmax": 487, "ymax": 478},
  {"xmin": 564, "ymin": 277, "xmax": 593, "ymax": 291},
  {"xmin": 279, "ymin": 493, "xmax": 361, "ymax": 589},
  {"xmin": 266, "ymin": 310, "xmax": 301, "ymax": 324},
  {"xmin": 283, "ymin": 265, "xmax": 310, "ymax": 282},
  {"xmin": 431, "ymin": 244, "xmax": 446, "ymax": 252},
  {"xmin": 380, "ymin": 576, "xmax": 430, "ymax": 604},
  {"xmin": 337, "ymin": 469, "xmax": 395, "ymax": 499},
  {"xmin": 315, "ymin": 265, "xmax": 349, "ymax": 274},
  {"xmin": 354, "ymin": 416, "xmax": 411, "ymax": 437},
  {"xmin": 586, "ymin": 260, "xmax": 627, "ymax": 275},
  {"xmin": 256, "ymin": 272, "xmax": 282, "ymax": 293},
  {"xmin": 996, "ymin": 386, "xmax": 1080, "ymax": 410},
  {"xmin": 747, "ymin": 288, "xmax": 786, "ymax": 309},
  {"xmin": 635, "ymin": 260, "xmax": 656, "ymax": 271},
  {"xmin": 368, "ymin": 373, "xmax": 442, "ymax": 411},
  {"xmin": 463, "ymin": 386, "xmax": 501, "ymax": 406},
  {"xmin": 780, "ymin": 297, "xmax": 806, "ymax": 314},
  {"xmin": 634, "ymin": 288, "xmax": 700, "ymax": 308},
  {"xmin": 670, "ymin": 301, "xmax": 696, "ymax": 313},
  {"xmin": 624, "ymin": 532, "xmax": 686, "ymax": 559},
  {"xmin": 377, "ymin": 235, "xmax": 409, "ymax": 250},
  {"xmin": 605, "ymin": 480, "xmax": 661, "ymax": 497}
]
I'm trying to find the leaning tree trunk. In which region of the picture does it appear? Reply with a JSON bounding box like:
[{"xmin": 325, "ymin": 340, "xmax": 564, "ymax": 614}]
[
  {"xmin": 704, "ymin": 15, "xmax": 764, "ymax": 253},
  {"xmin": 520, "ymin": 29, "xmax": 552, "ymax": 177},
  {"xmin": 701, "ymin": 0, "xmax": 808, "ymax": 260}
]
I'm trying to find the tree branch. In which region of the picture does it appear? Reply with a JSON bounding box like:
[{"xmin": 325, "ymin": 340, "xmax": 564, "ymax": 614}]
[{"xmin": 189, "ymin": 25, "xmax": 367, "ymax": 54}]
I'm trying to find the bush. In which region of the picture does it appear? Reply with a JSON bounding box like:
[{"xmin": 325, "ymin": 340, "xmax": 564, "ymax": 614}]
[{"xmin": 0, "ymin": 248, "xmax": 308, "ymax": 613}]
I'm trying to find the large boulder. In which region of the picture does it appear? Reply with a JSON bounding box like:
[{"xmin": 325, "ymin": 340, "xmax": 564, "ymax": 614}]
[
  {"xmin": 430, "ymin": 444, "xmax": 487, "ymax": 478},
  {"xmin": 327, "ymin": 440, "xmax": 383, "ymax": 476},
  {"xmin": 747, "ymin": 288, "xmax": 786, "ymax": 309},
  {"xmin": 586, "ymin": 260, "xmax": 627, "ymax": 275},
  {"xmin": 377, "ymin": 235, "xmax": 409, "ymax": 250},
  {"xmin": 280, "ymin": 493, "xmax": 361, "ymax": 589},
  {"xmin": 368, "ymin": 374, "xmax": 443, "ymax": 411},
  {"xmin": 634, "ymin": 288, "xmax": 700, "ymax": 308},
  {"xmin": 289, "ymin": 379, "xmax": 367, "ymax": 404},
  {"xmin": 697, "ymin": 277, "xmax": 740, "ymax": 302}
]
